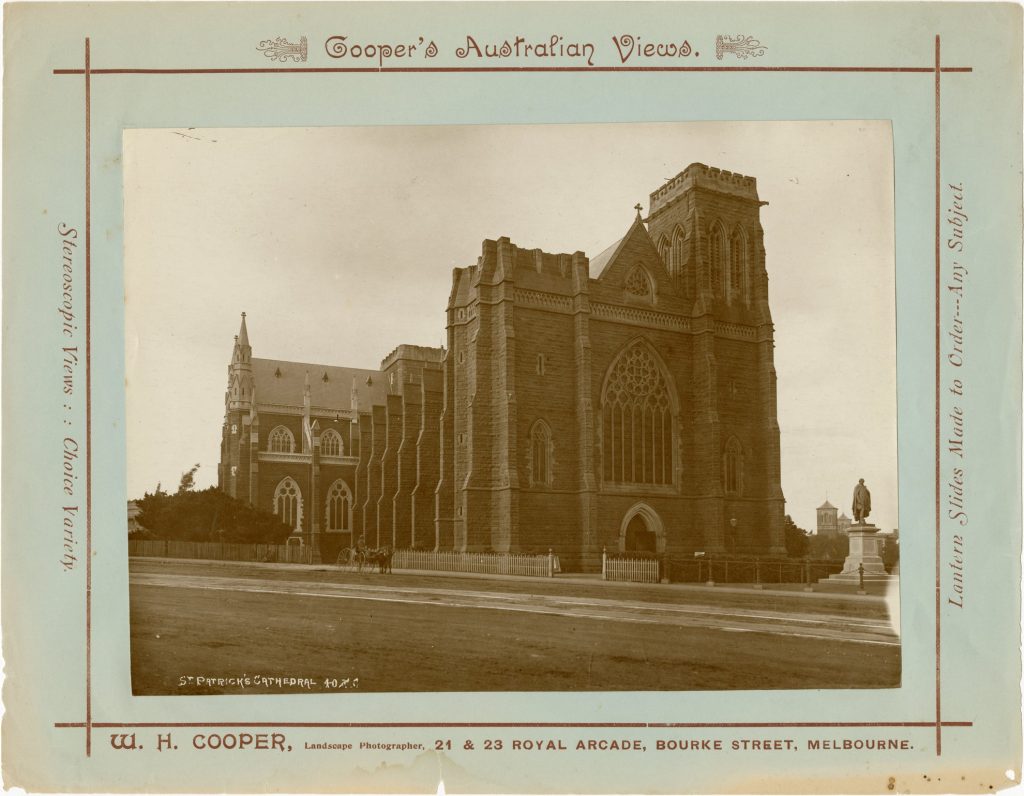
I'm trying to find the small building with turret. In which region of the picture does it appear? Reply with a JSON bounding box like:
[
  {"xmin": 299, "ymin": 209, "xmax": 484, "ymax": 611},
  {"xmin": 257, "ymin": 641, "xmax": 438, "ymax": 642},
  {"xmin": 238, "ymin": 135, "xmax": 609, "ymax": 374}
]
[{"xmin": 816, "ymin": 499, "xmax": 839, "ymax": 535}]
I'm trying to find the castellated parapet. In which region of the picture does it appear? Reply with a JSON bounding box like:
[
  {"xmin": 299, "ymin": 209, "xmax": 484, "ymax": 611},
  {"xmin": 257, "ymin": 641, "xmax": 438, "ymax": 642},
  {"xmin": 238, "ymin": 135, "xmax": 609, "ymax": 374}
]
[
  {"xmin": 648, "ymin": 163, "xmax": 759, "ymax": 219},
  {"xmin": 380, "ymin": 344, "xmax": 446, "ymax": 371},
  {"xmin": 460, "ymin": 237, "xmax": 587, "ymax": 286}
]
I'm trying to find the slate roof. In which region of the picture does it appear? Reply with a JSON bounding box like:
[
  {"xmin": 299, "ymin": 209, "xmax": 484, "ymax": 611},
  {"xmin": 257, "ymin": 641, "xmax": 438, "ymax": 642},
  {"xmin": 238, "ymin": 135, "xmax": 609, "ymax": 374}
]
[
  {"xmin": 589, "ymin": 236, "xmax": 624, "ymax": 276},
  {"xmin": 817, "ymin": 499, "xmax": 836, "ymax": 510},
  {"xmin": 251, "ymin": 357, "xmax": 387, "ymax": 411}
]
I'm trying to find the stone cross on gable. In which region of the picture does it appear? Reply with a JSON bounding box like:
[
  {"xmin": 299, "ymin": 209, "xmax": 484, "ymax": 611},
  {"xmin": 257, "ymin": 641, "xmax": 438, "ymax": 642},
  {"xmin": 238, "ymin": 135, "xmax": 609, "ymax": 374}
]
[{"xmin": 634, "ymin": 203, "xmax": 643, "ymax": 214}]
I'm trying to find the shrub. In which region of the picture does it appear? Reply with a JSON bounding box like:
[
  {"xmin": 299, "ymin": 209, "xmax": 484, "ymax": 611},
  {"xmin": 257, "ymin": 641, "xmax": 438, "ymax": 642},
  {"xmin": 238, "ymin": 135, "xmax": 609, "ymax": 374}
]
[{"xmin": 134, "ymin": 486, "xmax": 292, "ymax": 544}]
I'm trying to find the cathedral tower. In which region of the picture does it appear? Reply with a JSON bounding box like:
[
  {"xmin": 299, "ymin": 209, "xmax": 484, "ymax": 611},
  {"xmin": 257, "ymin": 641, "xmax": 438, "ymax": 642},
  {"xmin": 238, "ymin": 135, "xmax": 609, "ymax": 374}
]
[{"xmin": 646, "ymin": 164, "xmax": 786, "ymax": 555}]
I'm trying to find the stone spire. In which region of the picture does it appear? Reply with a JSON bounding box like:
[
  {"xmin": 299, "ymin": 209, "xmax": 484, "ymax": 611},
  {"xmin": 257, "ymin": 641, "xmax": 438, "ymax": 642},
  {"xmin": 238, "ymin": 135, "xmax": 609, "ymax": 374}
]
[
  {"xmin": 237, "ymin": 311, "xmax": 250, "ymax": 348},
  {"xmin": 227, "ymin": 312, "xmax": 253, "ymax": 412}
]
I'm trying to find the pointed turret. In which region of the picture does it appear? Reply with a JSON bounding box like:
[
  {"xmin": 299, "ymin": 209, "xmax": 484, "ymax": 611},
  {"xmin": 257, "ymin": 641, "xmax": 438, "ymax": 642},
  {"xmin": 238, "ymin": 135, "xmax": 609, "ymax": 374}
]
[
  {"xmin": 232, "ymin": 312, "xmax": 251, "ymax": 365},
  {"xmin": 227, "ymin": 312, "xmax": 253, "ymax": 412},
  {"xmin": 238, "ymin": 311, "xmax": 250, "ymax": 348}
]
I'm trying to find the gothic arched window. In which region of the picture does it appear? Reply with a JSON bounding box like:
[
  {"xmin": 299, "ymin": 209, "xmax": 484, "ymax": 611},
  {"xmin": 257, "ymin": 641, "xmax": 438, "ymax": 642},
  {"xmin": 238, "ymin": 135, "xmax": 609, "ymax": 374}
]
[
  {"xmin": 657, "ymin": 235, "xmax": 670, "ymax": 268},
  {"xmin": 624, "ymin": 266, "xmax": 653, "ymax": 300},
  {"xmin": 708, "ymin": 223, "xmax": 725, "ymax": 293},
  {"xmin": 602, "ymin": 342, "xmax": 674, "ymax": 485},
  {"xmin": 724, "ymin": 437, "xmax": 744, "ymax": 495},
  {"xmin": 529, "ymin": 420, "xmax": 553, "ymax": 488},
  {"xmin": 320, "ymin": 429, "xmax": 343, "ymax": 457},
  {"xmin": 670, "ymin": 226, "xmax": 686, "ymax": 278},
  {"xmin": 729, "ymin": 228, "xmax": 746, "ymax": 302},
  {"xmin": 268, "ymin": 425, "xmax": 295, "ymax": 453},
  {"xmin": 324, "ymin": 479, "xmax": 352, "ymax": 532},
  {"xmin": 274, "ymin": 477, "xmax": 302, "ymax": 529}
]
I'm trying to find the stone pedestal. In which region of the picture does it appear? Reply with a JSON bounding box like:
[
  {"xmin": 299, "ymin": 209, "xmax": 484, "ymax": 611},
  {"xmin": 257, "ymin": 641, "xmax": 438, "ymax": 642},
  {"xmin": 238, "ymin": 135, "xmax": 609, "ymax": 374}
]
[
  {"xmin": 821, "ymin": 523, "xmax": 895, "ymax": 585},
  {"xmin": 841, "ymin": 524, "xmax": 887, "ymax": 575}
]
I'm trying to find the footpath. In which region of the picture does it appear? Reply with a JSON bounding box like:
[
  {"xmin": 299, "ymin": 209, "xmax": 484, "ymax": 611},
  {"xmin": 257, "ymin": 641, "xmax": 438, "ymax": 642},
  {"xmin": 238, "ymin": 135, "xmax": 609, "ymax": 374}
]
[{"xmin": 129, "ymin": 555, "xmax": 895, "ymax": 603}]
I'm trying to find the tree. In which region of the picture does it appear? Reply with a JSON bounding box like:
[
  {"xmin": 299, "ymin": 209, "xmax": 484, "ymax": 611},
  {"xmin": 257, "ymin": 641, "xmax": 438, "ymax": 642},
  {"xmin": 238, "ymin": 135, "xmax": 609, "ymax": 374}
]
[
  {"xmin": 882, "ymin": 534, "xmax": 900, "ymax": 572},
  {"xmin": 806, "ymin": 531, "xmax": 850, "ymax": 561},
  {"xmin": 177, "ymin": 463, "xmax": 201, "ymax": 494},
  {"xmin": 783, "ymin": 515, "xmax": 810, "ymax": 558},
  {"xmin": 134, "ymin": 486, "xmax": 292, "ymax": 544}
]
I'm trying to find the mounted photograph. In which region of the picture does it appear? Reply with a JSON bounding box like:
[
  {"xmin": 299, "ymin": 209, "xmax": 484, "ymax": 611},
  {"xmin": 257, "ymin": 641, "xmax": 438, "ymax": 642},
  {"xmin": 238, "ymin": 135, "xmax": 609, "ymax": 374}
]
[{"xmin": 124, "ymin": 122, "xmax": 900, "ymax": 695}]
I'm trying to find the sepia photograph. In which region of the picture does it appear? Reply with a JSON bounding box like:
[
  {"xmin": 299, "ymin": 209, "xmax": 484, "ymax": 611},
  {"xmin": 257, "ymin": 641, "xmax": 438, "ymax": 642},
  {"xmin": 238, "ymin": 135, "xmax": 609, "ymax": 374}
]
[{"xmin": 124, "ymin": 122, "xmax": 900, "ymax": 695}]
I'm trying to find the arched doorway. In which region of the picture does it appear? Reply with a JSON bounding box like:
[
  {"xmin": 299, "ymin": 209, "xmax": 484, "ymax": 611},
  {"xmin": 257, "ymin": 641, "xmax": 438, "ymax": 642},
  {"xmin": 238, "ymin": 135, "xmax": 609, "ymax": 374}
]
[
  {"xmin": 618, "ymin": 502, "xmax": 665, "ymax": 555},
  {"xmin": 624, "ymin": 514, "xmax": 657, "ymax": 553}
]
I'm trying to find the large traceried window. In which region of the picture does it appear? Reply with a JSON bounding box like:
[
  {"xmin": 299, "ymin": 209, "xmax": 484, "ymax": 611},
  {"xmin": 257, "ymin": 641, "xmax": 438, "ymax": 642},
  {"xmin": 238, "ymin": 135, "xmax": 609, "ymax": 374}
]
[
  {"xmin": 708, "ymin": 222, "xmax": 725, "ymax": 293},
  {"xmin": 324, "ymin": 479, "xmax": 352, "ymax": 531},
  {"xmin": 268, "ymin": 425, "xmax": 295, "ymax": 453},
  {"xmin": 724, "ymin": 437, "xmax": 744, "ymax": 495},
  {"xmin": 320, "ymin": 428, "xmax": 343, "ymax": 457},
  {"xmin": 602, "ymin": 342, "xmax": 675, "ymax": 485},
  {"xmin": 274, "ymin": 477, "xmax": 302, "ymax": 529},
  {"xmin": 729, "ymin": 228, "xmax": 746, "ymax": 302},
  {"xmin": 529, "ymin": 420, "xmax": 553, "ymax": 488}
]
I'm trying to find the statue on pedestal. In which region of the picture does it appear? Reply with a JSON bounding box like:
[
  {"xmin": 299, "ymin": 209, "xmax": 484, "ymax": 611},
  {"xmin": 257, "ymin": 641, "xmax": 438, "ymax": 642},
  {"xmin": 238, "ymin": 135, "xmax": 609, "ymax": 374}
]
[{"xmin": 852, "ymin": 478, "xmax": 872, "ymax": 524}]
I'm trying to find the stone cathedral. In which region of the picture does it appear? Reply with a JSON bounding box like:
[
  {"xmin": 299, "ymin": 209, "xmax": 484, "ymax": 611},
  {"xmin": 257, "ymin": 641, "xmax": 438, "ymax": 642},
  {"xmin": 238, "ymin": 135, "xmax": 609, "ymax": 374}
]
[{"xmin": 218, "ymin": 163, "xmax": 787, "ymax": 570}]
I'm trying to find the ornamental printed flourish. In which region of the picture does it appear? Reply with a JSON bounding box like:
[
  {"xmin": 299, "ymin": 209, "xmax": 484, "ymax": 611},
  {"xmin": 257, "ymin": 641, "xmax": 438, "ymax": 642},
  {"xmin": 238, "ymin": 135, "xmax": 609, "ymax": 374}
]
[
  {"xmin": 256, "ymin": 36, "xmax": 308, "ymax": 62},
  {"xmin": 715, "ymin": 34, "xmax": 767, "ymax": 60}
]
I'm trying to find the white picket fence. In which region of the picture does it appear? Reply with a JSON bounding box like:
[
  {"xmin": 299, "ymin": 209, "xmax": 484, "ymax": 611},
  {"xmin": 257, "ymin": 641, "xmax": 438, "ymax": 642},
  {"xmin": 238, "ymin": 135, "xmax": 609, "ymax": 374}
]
[
  {"xmin": 602, "ymin": 553, "xmax": 660, "ymax": 583},
  {"xmin": 391, "ymin": 549, "xmax": 560, "ymax": 578},
  {"xmin": 129, "ymin": 539, "xmax": 315, "ymax": 565}
]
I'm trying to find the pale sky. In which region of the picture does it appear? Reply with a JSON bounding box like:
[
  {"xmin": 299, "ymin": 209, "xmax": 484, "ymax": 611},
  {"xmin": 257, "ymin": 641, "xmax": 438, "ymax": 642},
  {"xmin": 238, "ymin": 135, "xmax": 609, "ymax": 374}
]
[{"xmin": 125, "ymin": 122, "xmax": 897, "ymax": 533}]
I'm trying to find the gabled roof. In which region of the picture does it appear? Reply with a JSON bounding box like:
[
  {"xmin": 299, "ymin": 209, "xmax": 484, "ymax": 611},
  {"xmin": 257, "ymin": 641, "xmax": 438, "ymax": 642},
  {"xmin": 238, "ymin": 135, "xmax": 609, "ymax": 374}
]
[
  {"xmin": 595, "ymin": 214, "xmax": 651, "ymax": 279},
  {"xmin": 252, "ymin": 358, "xmax": 387, "ymax": 411},
  {"xmin": 591, "ymin": 214, "xmax": 669, "ymax": 288}
]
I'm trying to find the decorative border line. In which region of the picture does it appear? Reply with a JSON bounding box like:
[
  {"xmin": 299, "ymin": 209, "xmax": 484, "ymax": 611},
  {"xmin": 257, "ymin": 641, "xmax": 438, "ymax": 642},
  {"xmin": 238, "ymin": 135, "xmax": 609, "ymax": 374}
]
[
  {"xmin": 54, "ymin": 66, "xmax": 971, "ymax": 74},
  {"xmin": 60, "ymin": 38, "xmax": 969, "ymax": 759},
  {"xmin": 83, "ymin": 37, "xmax": 93, "ymax": 760},
  {"xmin": 57, "ymin": 721, "xmax": 972, "ymax": 730},
  {"xmin": 934, "ymin": 34, "xmax": 943, "ymax": 757}
]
